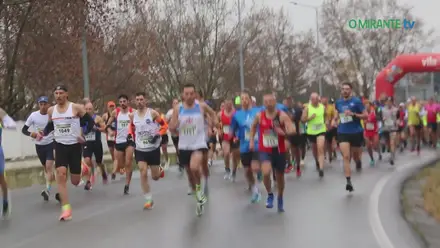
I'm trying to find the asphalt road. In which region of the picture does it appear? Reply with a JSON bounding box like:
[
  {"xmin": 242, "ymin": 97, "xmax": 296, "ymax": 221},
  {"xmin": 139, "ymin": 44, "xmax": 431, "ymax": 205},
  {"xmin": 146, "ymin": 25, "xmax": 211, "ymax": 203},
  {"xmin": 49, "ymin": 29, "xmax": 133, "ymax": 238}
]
[{"xmin": 0, "ymin": 150, "xmax": 433, "ymax": 248}]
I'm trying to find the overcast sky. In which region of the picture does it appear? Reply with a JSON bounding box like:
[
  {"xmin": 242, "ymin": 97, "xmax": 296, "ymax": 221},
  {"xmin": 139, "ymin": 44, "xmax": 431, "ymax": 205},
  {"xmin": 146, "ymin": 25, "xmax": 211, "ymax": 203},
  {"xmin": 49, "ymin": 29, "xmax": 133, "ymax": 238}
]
[{"xmin": 240, "ymin": 0, "xmax": 439, "ymax": 51}]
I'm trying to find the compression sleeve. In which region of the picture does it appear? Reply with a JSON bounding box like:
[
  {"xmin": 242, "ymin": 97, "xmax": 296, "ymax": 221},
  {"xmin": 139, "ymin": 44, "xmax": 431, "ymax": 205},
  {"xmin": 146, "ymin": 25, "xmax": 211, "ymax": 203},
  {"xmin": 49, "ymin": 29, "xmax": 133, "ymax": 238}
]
[
  {"xmin": 43, "ymin": 121, "xmax": 54, "ymax": 135},
  {"xmin": 80, "ymin": 113, "xmax": 95, "ymax": 134},
  {"xmin": 21, "ymin": 125, "xmax": 31, "ymax": 136}
]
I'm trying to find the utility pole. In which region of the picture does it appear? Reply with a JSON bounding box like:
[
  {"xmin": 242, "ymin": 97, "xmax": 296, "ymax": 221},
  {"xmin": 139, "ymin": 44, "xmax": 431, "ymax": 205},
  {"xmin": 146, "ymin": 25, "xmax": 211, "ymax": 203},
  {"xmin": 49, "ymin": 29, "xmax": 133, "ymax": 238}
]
[
  {"xmin": 82, "ymin": 26, "xmax": 90, "ymax": 98},
  {"xmin": 237, "ymin": 0, "xmax": 245, "ymax": 91}
]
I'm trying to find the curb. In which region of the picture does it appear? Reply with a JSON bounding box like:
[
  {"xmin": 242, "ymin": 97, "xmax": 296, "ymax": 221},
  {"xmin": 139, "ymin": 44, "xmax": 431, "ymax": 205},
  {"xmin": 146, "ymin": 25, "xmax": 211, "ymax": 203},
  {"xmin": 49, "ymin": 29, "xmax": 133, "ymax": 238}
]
[
  {"xmin": 376, "ymin": 152, "xmax": 440, "ymax": 248},
  {"xmin": 5, "ymin": 153, "xmax": 180, "ymax": 189}
]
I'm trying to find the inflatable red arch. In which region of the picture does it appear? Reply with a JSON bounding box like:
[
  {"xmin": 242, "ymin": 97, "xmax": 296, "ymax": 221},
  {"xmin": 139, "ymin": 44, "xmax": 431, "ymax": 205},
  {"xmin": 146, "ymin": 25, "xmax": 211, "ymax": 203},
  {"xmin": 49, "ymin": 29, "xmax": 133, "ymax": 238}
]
[{"xmin": 375, "ymin": 53, "xmax": 440, "ymax": 99}]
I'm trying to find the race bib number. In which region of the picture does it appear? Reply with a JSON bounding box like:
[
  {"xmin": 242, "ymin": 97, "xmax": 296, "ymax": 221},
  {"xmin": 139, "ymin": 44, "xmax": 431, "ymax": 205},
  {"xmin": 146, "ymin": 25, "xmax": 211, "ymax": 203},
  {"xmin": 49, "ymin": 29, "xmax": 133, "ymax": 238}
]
[
  {"xmin": 263, "ymin": 132, "xmax": 278, "ymax": 147},
  {"xmin": 299, "ymin": 123, "xmax": 305, "ymax": 134},
  {"xmin": 365, "ymin": 123, "xmax": 374, "ymax": 130},
  {"xmin": 339, "ymin": 114, "xmax": 353, "ymax": 124},
  {"xmin": 312, "ymin": 123, "xmax": 324, "ymax": 131},
  {"xmin": 222, "ymin": 125, "xmax": 230, "ymax": 134},
  {"xmin": 55, "ymin": 124, "xmax": 72, "ymax": 136},
  {"xmin": 182, "ymin": 125, "xmax": 196, "ymax": 136},
  {"xmin": 384, "ymin": 119, "xmax": 394, "ymax": 126},
  {"xmin": 118, "ymin": 120, "xmax": 130, "ymax": 128},
  {"xmin": 138, "ymin": 136, "xmax": 152, "ymax": 148},
  {"xmin": 85, "ymin": 131, "xmax": 95, "ymax": 141}
]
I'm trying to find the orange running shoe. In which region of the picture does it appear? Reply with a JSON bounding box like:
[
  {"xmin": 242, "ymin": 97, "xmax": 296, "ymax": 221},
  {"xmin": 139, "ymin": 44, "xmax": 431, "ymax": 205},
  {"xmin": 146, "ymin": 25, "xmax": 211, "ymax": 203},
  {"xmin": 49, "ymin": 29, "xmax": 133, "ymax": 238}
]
[{"xmin": 143, "ymin": 199, "xmax": 154, "ymax": 210}]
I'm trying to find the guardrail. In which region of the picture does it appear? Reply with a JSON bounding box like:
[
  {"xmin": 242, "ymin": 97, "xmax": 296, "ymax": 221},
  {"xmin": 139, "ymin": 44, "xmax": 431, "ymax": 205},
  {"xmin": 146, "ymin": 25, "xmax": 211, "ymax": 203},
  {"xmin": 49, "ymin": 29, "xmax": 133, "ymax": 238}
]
[{"xmin": 1, "ymin": 121, "xmax": 175, "ymax": 160}]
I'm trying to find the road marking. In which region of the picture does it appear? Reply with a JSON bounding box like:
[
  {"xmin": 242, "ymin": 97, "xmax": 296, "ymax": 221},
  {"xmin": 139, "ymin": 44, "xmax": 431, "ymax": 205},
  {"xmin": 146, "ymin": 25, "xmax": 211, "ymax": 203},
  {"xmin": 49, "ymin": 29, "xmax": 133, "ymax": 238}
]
[{"xmin": 369, "ymin": 153, "xmax": 435, "ymax": 248}]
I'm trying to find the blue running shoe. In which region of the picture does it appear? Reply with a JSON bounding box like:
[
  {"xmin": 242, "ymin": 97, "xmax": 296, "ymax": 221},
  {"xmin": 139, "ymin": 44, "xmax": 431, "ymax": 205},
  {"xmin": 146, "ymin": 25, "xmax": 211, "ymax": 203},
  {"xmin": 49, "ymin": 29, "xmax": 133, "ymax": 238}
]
[
  {"xmin": 266, "ymin": 193, "xmax": 274, "ymax": 208},
  {"xmin": 277, "ymin": 197, "xmax": 284, "ymax": 212}
]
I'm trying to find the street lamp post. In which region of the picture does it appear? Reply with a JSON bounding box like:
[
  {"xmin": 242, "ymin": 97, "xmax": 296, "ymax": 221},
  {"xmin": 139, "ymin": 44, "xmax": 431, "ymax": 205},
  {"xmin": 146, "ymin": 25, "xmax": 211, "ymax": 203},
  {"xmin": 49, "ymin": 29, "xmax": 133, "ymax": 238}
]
[
  {"xmin": 290, "ymin": 1, "xmax": 321, "ymax": 95},
  {"xmin": 237, "ymin": 0, "xmax": 245, "ymax": 91},
  {"xmin": 82, "ymin": 27, "xmax": 90, "ymax": 99}
]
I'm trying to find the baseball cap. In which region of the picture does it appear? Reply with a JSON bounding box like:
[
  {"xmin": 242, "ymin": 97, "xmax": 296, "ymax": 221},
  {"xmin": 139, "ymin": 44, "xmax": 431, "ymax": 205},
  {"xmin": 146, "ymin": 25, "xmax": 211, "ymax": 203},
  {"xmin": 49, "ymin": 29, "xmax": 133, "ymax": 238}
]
[
  {"xmin": 37, "ymin": 96, "xmax": 49, "ymax": 103},
  {"xmin": 107, "ymin": 101, "xmax": 116, "ymax": 107}
]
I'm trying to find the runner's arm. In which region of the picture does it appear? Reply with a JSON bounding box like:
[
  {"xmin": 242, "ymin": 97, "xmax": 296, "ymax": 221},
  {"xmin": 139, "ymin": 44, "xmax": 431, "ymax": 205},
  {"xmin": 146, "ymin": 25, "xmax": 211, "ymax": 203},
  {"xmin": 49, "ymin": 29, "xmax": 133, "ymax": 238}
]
[
  {"xmin": 105, "ymin": 110, "xmax": 117, "ymax": 132},
  {"xmin": 127, "ymin": 112, "xmax": 135, "ymax": 136},
  {"xmin": 169, "ymin": 105, "xmax": 179, "ymax": 132},
  {"xmin": 22, "ymin": 113, "xmax": 35, "ymax": 137},
  {"xmin": 280, "ymin": 112, "xmax": 296, "ymax": 135},
  {"xmin": 152, "ymin": 110, "xmax": 167, "ymax": 128},
  {"xmin": 42, "ymin": 107, "xmax": 54, "ymax": 135},
  {"xmin": 0, "ymin": 107, "xmax": 17, "ymax": 129},
  {"xmin": 216, "ymin": 112, "xmax": 222, "ymax": 129},
  {"xmin": 201, "ymin": 102, "xmax": 217, "ymax": 126},
  {"xmin": 95, "ymin": 115, "xmax": 107, "ymax": 132},
  {"xmin": 249, "ymin": 113, "xmax": 260, "ymax": 144},
  {"xmin": 74, "ymin": 103, "xmax": 94, "ymax": 134},
  {"xmin": 331, "ymin": 109, "xmax": 339, "ymax": 127},
  {"xmin": 354, "ymin": 101, "xmax": 367, "ymax": 120},
  {"xmin": 300, "ymin": 106, "xmax": 309, "ymax": 122}
]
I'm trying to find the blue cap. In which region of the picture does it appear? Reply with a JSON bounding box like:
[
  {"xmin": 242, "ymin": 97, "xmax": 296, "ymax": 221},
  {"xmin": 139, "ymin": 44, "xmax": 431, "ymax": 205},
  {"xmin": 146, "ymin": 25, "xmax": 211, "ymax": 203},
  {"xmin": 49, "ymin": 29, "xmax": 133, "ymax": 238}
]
[{"xmin": 37, "ymin": 96, "xmax": 49, "ymax": 103}]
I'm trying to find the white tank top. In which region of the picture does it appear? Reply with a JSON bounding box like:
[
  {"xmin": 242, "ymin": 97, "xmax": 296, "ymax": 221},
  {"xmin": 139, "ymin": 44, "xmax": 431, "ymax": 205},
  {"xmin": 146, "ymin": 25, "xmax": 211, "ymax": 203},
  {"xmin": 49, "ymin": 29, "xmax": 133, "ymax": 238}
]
[
  {"xmin": 52, "ymin": 102, "xmax": 81, "ymax": 145},
  {"xmin": 178, "ymin": 103, "xmax": 207, "ymax": 150},
  {"xmin": 116, "ymin": 110, "xmax": 130, "ymax": 144},
  {"xmin": 133, "ymin": 108, "xmax": 161, "ymax": 152}
]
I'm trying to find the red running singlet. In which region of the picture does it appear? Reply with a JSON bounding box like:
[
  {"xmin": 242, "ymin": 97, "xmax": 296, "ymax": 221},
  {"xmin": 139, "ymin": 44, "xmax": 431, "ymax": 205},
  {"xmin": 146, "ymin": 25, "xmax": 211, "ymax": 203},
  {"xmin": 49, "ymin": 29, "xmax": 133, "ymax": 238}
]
[
  {"xmin": 258, "ymin": 110, "xmax": 286, "ymax": 153},
  {"xmin": 221, "ymin": 110, "xmax": 235, "ymax": 141}
]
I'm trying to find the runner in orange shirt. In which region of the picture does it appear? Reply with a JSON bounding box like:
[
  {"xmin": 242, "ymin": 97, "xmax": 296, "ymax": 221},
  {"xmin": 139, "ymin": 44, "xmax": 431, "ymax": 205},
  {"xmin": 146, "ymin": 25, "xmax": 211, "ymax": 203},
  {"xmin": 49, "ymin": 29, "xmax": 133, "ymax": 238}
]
[{"xmin": 156, "ymin": 108, "xmax": 170, "ymax": 169}]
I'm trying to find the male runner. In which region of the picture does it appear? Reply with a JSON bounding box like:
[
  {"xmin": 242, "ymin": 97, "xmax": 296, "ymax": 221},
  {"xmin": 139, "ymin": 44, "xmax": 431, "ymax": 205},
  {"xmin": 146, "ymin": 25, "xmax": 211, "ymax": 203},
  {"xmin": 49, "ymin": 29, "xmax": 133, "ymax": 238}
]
[
  {"xmin": 302, "ymin": 92, "xmax": 326, "ymax": 177},
  {"xmin": 397, "ymin": 103, "xmax": 408, "ymax": 151},
  {"xmin": 169, "ymin": 83, "xmax": 217, "ymax": 215},
  {"xmin": 38, "ymin": 85, "xmax": 95, "ymax": 221},
  {"xmin": 424, "ymin": 97, "xmax": 439, "ymax": 148},
  {"xmin": 218, "ymin": 99, "xmax": 240, "ymax": 181},
  {"xmin": 166, "ymin": 99, "xmax": 182, "ymax": 172},
  {"xmin": 249, "ymin": 92, "xmax": 295, "ymax": 212},
  {"xmin": 407, "ymin": 96, "xmax": 422, "ymax": 154},
  {"xmin": 0, "ymin": 108, "xmax": 17, "ymax": 217},
  {"xmin": 230, "ymin": 91, "xmax": 261, "ymax": 203},
  {"xmin": 130, "ymin": 92, "xmax": 166, "ymax": 209},
  {"xmin": 381, "ymin": 97, "xmax": 399, "ymax": 165},
  {"xmin": 333, "ymin": 82, "xmax": 367, "ymax": 192},
  {"xmin": 22, "ymin": 96, "xmax": 56, "ymax": 201},
  {"xmin": 102, "ymin": 101, "xmax": 119, "ymax": 179},
  {"xmin": 285, "ymin": 97, "xmax": 305, "ymax": 177},
  {"xmin": 82, "ymin": 102, "xmax": 108, "ymax": 189},
  {"xmin": 105, "ymin": 94, "xmax": 135, "ymax": 195},
  {"xmin": 155, "ymin": 108, "xmax": 170, "ymax": 169},
  {"xmin": 283, "ymin": 97, "xmax": 295, "ymax": 172}
]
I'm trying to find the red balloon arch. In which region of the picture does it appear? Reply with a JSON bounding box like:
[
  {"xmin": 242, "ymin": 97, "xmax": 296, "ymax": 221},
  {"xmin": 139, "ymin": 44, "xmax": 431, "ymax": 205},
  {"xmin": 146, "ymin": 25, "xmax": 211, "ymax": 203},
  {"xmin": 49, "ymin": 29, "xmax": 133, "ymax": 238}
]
[{"xmin": 375, "ymin": 53, "xmax": 440, "ymax": 99}]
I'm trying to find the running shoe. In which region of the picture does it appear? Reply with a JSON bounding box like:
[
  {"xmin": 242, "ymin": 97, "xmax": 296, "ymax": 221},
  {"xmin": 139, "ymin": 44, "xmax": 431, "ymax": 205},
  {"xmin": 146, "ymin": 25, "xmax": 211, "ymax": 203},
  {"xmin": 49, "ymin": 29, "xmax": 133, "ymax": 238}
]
[
  {"xmin": 124, "ymin": 185, "xmax": 129, "ymax": 195},
  {"xmin": 159, "ymin": 166, "xmax": 165, "ymax": 178},
  {"xmin": 2, "ymin": 200, "xmax": 10, "ymax": 218},
  {"xmin": 346, "ymin": 182, "xmax": 354, "ymax": 192},
  {"xmin": 41, "ymin": 189, "xmax": 49, "ymax": 201},
  {"xmin": 55, "ymin": 193, "xmax": 61, "ymax": 203},
  {"xmin": 187, "ymin": 187, "xmax": 195, "ymax": 195},
  {"xmin": 143, "ymin": 199, "xmax": 154, "ymax": 210},
  {"xmin": 251, "ymin": 190, "xmax": 261, "ymax": 203},
  {"xmin": 284, "ymin": 165, "xmax": 293, "ymax": 173},
  {"xmin": 277, "ymin": 197, "xmax": 284, "ymax": 212},
  {"xmin": 369, "ymin": 160, "xmax": 375, "ymax": 167},
  {"xmin": 84, "ymin": 181, "xmax": 92, "ymax": 191},
  {"xmin": 266, "ymin": 193, "xmax": 274, "ymax": 208},
  {"xmin": 59, "ymin": 209, "xmax": 72, "ymax": 221}
]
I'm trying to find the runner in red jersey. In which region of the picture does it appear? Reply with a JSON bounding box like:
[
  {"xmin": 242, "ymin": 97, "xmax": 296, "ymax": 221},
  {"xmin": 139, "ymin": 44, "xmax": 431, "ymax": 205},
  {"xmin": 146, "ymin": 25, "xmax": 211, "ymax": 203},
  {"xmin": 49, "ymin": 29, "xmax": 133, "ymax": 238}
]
[
  {"xmin": 249, "ymin": 92, "xmax": 295, "ymax": 212},
  {"xmin": 217, "ymin": 99, "xmax": 240, "ymax": 181},
  {"xmin": 363, "ymin": 102, "xmax": 381, "ymax": 166}
]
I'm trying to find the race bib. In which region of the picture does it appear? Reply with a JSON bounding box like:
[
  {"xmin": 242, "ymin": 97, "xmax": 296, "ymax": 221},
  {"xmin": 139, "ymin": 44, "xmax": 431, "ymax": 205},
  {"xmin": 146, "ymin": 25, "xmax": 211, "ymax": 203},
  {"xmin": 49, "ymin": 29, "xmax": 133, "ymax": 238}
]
[
  {"xmin": 384, "ymin": 119, "xmax": 394, "ymax": 126},
  {"xmin": 365, "ymin": 123, "xmax": 374, "ymax": 130},
  {"xmin": 312, "ymin": 123, "xmax": 324, "ymax": 131},
  {"xmin": 339, "ymin": 114, "xmax": 353, "ymax": 124},
  {"xmin": 118, "ymin": 120, "xmax": 130, "ymax": 128},
  {"xmin": 222, "ymin": 125, "xmax": 230, "ymax": 134},
  {"xmin": 85, "ymin": 131, "xmax": 96, "ymax": 141},
  {"xmin": 55, "ymin": 124, "xmax": 72, "ymax": 136},
  {"xmin": 299, "ymin": 123, "xmax": 306, "ymax": 134},
  {"xmin": 181, "ymin": 125, "xmax": 196, "ymax": 136},
  {"xmin": 263, "ymin": 131, "xmax": 278, "ymax": 147},
  {"xmin": 138, "ymin": 135, "xmax": 152, "ymax": 149}
]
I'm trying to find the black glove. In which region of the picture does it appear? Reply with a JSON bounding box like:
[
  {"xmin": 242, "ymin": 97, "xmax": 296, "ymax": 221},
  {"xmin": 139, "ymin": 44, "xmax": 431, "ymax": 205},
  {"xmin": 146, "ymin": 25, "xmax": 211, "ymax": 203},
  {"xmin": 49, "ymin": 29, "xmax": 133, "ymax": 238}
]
[
  {"xmin": 127, "ymin": 134, "xmax": 133, "ymax": 142},
  {"xmin": 151, "ymin": 135, "xmax": 160, "ymax": 143}
]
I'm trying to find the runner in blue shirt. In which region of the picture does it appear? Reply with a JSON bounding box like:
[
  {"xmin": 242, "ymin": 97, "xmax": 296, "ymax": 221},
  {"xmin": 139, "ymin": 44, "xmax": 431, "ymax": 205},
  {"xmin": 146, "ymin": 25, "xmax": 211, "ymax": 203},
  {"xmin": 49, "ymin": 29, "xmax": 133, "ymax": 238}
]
[
  {"xmin": 333, "ymin": 82, "xmax": 367, "ymax": 192},
  {"xmin": 231, "ymin": 91, "xmax": 261, "ymax": 203}
]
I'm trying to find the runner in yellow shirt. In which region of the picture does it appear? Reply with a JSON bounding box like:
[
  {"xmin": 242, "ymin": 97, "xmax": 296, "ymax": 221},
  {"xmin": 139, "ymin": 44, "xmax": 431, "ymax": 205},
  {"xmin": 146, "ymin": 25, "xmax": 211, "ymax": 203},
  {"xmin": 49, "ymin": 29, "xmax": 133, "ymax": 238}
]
[{"xmin": 407, "ymin": 96, "xmax": 422, "ymax": 154}]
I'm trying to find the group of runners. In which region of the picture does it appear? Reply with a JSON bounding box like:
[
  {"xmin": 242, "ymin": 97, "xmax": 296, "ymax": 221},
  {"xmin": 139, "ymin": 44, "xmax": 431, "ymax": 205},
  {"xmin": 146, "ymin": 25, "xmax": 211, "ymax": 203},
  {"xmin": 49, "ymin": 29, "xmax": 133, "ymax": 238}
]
[{"xmin": 0, "ymin": 82, "xmax": 438, "ymax": 220}]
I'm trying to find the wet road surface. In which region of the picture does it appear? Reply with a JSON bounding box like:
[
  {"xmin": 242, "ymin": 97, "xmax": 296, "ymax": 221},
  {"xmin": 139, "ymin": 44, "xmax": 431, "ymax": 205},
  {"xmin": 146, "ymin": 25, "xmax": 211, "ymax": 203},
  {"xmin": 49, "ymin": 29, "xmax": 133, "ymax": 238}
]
[{"xmin": 0, "ymin": 150, "xmax": 431, "ymax": 248}]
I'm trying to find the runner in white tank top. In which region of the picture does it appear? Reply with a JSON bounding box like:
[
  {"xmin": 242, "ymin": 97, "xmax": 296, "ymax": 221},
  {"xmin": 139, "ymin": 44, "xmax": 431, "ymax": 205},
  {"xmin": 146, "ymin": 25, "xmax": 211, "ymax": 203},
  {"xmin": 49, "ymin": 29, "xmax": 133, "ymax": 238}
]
[
  {"xmin": 129, "ymin": 93, "xmax": 167, "ymax": 209},
  {"xmin": 105, "ymin": 94, "xmax": 135, "ymax": 195},
  {"xmin": 38, "ymin": 85, "xmax": 95, "ymax": 221},
  {"xmin": 169, "ymin": 84, "xmax": 217, "ymax": 216}
]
